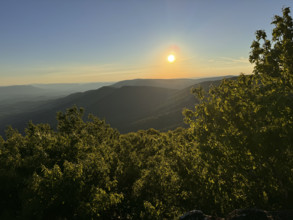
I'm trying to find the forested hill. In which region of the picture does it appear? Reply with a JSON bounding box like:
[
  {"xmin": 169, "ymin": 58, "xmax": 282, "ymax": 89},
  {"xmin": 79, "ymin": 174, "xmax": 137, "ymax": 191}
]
[
  {"xmin": 0, "ymin": 77, "xmax": 226, "ymax": 136},
  {"xmin": 124, "ymin": 78, "xmax": 230, "ymax": 132}
]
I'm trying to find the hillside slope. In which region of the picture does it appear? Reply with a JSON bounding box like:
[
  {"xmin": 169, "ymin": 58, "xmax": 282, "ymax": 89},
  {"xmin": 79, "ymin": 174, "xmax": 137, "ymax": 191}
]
[
  {"xmin": 124, "ymin": 79, "xmax": 225, "ymax": 132},
  {"xmin": 0, "ymin": 86, "xmax": 176, "ymax": 136}
]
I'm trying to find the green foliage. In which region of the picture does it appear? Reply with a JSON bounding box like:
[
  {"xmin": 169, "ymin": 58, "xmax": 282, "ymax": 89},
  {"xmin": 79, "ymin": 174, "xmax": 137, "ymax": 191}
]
[
  {"xmin": 184, "ymin": 73, "xmax": 293, "ymax": 212},
  {"xmin": 249, "ymin": 7, "xmax": 293, "ymax": 78},
  {"xmin": 0, "ymin": 107, "xmax": 123, "ymax": 219},
  {"xmin": 0, "ymin": 7, "xmax": 292, "ymax": 220},
  {"xmin": 184, "ymin": 7, "xmax": 293, "ymax": 214}
]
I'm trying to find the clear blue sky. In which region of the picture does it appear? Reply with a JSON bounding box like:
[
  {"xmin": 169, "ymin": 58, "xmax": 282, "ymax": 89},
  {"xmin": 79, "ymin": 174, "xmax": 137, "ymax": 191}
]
[{"xmin": 0, "ymin": 0, "xmax": 292, "ymax": 85}]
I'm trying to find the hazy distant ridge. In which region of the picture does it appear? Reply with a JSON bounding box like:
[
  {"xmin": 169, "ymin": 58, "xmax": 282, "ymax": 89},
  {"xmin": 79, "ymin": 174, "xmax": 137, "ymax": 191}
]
[
  {"xmin": 0, "ymin": 76, "xmax": 235, "ymax": 135},
  {"xmin": 112, "ymin": 76, "xmax": 234, "ymax": 90}
]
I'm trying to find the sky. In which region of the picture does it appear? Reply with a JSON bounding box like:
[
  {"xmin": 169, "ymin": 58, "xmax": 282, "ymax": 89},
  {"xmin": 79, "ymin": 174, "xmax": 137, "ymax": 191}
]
[{"xmin": 0, "ymin": 0, "xmax": 292, "ymax": 86}]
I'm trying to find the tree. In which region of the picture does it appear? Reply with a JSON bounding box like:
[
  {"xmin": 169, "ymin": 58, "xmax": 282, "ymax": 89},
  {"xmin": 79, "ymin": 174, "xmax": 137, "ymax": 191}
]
[
  {"xmin": 0, "ymin": 107, "xmax": 123, "ymax": 219},
  {"xmin": 249, "ymin": 7, "xmax": 293, "ymax": 80},
  {"xmin": 184, "ymin": 7, "xmax": 293, "ymax": 213}
]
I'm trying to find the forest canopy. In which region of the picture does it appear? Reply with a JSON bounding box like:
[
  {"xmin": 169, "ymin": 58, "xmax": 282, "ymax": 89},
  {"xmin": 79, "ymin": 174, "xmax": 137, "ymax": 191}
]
[{"xmin": 0, "ymin": 7, "xmax": 292, "ymax": 219}]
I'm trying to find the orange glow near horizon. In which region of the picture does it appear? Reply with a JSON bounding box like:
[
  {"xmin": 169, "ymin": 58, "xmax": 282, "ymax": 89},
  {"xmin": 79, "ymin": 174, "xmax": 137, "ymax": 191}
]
[{"xmin": 145, "ymin": 45, "xmax": 193, "ymax": 79}]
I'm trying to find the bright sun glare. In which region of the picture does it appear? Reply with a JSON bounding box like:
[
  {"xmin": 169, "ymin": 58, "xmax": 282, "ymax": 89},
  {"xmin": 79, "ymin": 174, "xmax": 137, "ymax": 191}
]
[{"xmin": 167, "ymin": 54, "xmax": 175, "ymax": 63}]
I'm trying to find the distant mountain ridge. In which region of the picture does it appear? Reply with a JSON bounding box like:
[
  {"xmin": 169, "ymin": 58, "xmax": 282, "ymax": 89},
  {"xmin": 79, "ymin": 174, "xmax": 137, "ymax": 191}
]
[
  {"xmin": 112, "ymin": 78, "xmax": 199, "ymax": 90},
  {"xmin": 0, "ymin": 76, "xmax": 236, "ymax": 136},
  {"xmin": 0, "ymin": 85, "xmax": 52, "ymax": 102},
  {"xmin": 33, "ymin": 82, "xmax": 114, "ymax": 94},
  {"xmin": 111, "ymin": 75, "xmax": 234, "ymax": 90},
  {"xmin": 0, "ymin": 82, "xmax": 115, "ymax": 118},
  {"xmin": 0, "ymin": 82, "xmax": 114, "ymax": 102}
]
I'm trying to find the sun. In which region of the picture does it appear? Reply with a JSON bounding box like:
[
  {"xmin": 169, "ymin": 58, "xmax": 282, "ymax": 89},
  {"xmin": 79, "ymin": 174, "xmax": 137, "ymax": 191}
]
[{"xmin": 167, "ymin": 54, "xmax": 175, "ymax": 63}]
